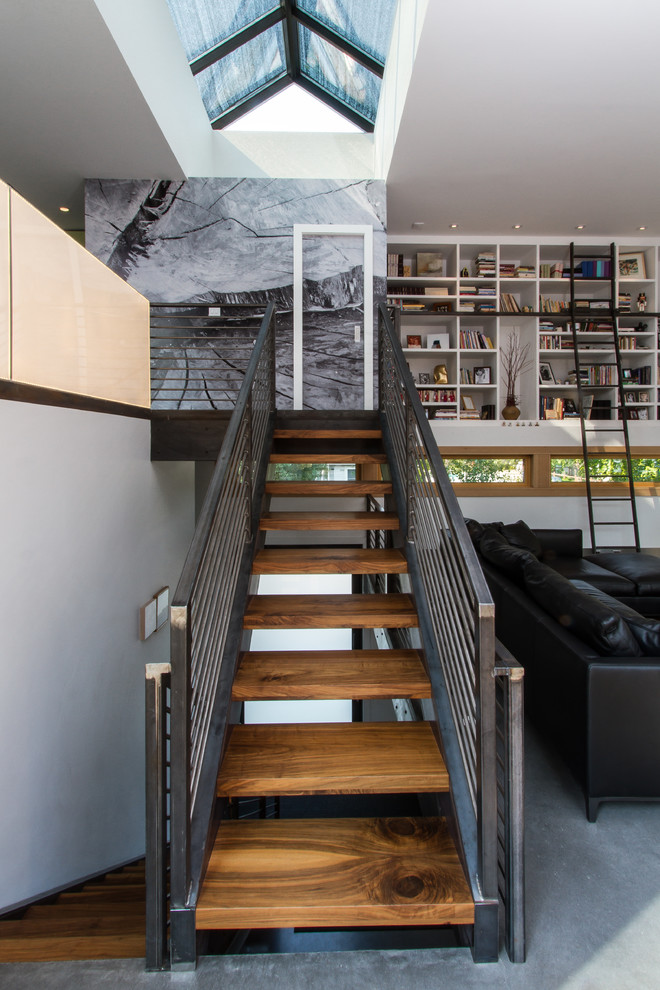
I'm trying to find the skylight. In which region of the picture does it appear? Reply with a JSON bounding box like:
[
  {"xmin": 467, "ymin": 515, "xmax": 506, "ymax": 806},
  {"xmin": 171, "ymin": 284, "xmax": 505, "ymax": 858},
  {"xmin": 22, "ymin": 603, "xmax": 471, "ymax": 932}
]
[
  {"xmin": 225, "ymin": 82, "xmax": 361, "ymax": 131},
  {"xmin": 165, "ymin": 0, "xmax": 397, "ymax": 131}
]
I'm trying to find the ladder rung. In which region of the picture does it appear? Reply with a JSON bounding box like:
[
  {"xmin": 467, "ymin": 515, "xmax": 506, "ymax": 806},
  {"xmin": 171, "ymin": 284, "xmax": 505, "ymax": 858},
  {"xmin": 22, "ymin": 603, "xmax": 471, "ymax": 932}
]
[
  {"xmin": 591, "ymin": 497, "xmax": 633, "ymax": 502},
  {"xmin": 593, "ymin": 521, "xmax": 636, "ymax": 527}
]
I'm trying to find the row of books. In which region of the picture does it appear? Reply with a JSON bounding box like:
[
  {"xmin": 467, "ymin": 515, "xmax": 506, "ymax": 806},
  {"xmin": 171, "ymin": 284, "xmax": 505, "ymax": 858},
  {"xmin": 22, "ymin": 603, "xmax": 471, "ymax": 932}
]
[
  {"xmin": 388, "ymin": 253, "xmax": 408, "ymax": 277},
  {"xmin": 473, "ymin": 251, "xmax": 496, "ymax": 277},
  {"xmin": 500, "ymin": 293, "xmax": 522, "ymax": 313},
  {"xmin": 459, "ymin": 330, "xmax": 495, "ymax": 349},
  {"xmin": 499, "ymin": 264, "xmax": 535, "ymax": 278},
  {"xmin": 460, "ymin": 285, "xmax": 496, "ymax": 296},
  {"xmin": 539, "ymin": 335, "xmax": 574, "ymax": 350},
  {"xmin": 460, "ymin": 367, "xmax": 495, "ymax": 384},
  {"xmin": 540, "ymin": 296, "xmax": 571, "ymax": 312},
  {"xmin": 575, "ymin": 259, "xmax": 612, "ymax": 279},
  {"xmin": 539, "ymin": 263, "xmax": 565, "ymax": 278},
  {"xmin": 619, "ymin": 293, "xmax": 632, "ymax": 311},
  {"xmin": 459, "ymin": 301, "xmax": 496, "ymax": 313}
]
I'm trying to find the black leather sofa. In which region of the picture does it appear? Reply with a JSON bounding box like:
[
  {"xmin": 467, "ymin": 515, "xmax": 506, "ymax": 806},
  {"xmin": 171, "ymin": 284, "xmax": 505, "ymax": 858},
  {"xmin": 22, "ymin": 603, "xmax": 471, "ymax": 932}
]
[{"xmin": 469, "ymin": 521, "xmax": 660, "ymax": 821}]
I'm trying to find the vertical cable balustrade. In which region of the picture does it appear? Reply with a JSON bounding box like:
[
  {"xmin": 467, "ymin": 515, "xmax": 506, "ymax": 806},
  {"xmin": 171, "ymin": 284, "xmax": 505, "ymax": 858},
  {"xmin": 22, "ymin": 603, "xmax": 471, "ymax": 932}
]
[
  {"xmin": 166, "ymin": 303, "xmax": 276, "ymax": 968},
  {"xmin": 378, "ymin": 303, "xmax": 506, "ymax": 962},
  {"xmin": 150, "ymin": 304, "xmax": 267, "ymax": 409}
]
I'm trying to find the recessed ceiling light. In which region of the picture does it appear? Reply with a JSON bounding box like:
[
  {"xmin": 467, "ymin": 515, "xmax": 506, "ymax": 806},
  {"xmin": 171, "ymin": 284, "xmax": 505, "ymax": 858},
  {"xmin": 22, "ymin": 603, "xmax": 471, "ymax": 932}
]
[
  {"xmin": 575, "ymin": 224, "xmax": 585, "ymax": 230},
  {"xmin": 638, "ymin": 226, "xmax": 647, "ymax": 231},
  {"xmin": 59, "ymin": 206, "xmax": 70, "ymax": 213},
  {"xmin": 449, "ymin": 223, "xmax": 459, "ymax": 229},
  {"xmin": 411, "ymin": 221, "xmax": 425, "ymax": 228},
  {"xmin": 512, "ymin": 224, "xmax": 522, "ymax": 230}
]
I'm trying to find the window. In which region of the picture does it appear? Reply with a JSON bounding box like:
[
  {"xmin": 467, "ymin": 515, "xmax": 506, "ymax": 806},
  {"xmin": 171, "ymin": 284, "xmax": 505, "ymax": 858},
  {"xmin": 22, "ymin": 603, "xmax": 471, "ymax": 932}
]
[
  {"xmin": 444, "ymin": 458, "xmax": 526, "ymax": 485},
  {"xmin": 165, "ymin": 0, "xmax": 397, "ymax": 129},
  {"xmin": 551, "ymin": 457, "xmax": 660, "ymax": 483}
]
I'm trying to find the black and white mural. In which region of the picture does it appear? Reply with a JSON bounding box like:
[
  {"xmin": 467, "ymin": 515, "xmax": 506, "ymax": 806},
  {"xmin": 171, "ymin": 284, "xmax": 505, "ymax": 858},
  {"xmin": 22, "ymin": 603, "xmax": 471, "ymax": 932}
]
[{"xmin": 85, "ymin": 178, "xmax": 386, "ymax": 409}]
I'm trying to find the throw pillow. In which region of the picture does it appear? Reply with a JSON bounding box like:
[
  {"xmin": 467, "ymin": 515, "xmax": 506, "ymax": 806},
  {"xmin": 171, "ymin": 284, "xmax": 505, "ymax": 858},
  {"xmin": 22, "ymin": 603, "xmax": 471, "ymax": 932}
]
[{"xmin": 500, "ymin": 520, "xmax": 543, "ymax": 558}]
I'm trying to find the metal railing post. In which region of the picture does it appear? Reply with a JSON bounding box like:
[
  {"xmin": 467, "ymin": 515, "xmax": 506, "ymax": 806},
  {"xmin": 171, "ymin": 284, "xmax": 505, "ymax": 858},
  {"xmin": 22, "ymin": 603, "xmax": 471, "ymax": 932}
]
[{"xmin": 145, "ymin": 663, "xmax": 171, "ymax": 971}]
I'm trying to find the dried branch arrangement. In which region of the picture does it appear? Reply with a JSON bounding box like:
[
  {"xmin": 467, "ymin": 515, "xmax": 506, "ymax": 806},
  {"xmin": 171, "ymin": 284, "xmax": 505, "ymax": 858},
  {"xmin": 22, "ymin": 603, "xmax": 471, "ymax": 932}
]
[{"xmin": 501, "ymin": 331, "xmax": 532, "ymax": 403}]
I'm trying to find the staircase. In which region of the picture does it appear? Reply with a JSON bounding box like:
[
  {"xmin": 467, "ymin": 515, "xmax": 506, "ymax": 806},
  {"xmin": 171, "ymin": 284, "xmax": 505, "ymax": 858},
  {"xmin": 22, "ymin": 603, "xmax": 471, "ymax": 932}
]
[
  {"xmin": 194, "ymin": 416, "xmax": 474, "ymax": 937},
  {"xmin": 0, "ymin": 861, "xmax": 146, "ymax": 962}
]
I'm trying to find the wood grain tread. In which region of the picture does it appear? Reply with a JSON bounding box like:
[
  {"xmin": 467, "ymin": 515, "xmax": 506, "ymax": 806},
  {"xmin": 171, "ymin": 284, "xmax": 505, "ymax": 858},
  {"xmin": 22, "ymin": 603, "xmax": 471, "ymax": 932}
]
[
  {"xmin": 216, "ymin": 722, "xmax": 448, "ymax": 796},
  {"xmin": 265, "ymin": 481, "xmax": 391, "ymax": 496},
  {"xmin": 270, "ymin": 453, "xmax": 387, "ymax": 464},
  {"xmin": 273, "ymin": 429, "xmax": 382, "ymax": 439},
  {"xmin": 260, "ymin": 511, "xmax": 399, "ymax": 531},
  {"xmin": 252, "ymin": 547, "xmax": 407, "ymax": 575},
  {"xmin": 232, "ymin": 650, "xmax": 431, "ymax": 700},
  {"xmin": 243, "ymin": 594, "xmax": 418, "ymax": 629},
  {"xmin": 196, "ymin": 817, "xmax": 473, "ymax": 929},
  {"xmin": 0, "ymin": 933, "xmax": 145, "ymax": 962}
]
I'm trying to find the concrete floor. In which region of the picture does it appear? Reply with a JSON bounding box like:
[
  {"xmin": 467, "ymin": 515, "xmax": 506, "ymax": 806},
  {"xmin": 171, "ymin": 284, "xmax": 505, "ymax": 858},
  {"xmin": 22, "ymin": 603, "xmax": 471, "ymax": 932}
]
[{"xmin": 1, "ymin": 721, "xmax": 659, "ymax": 990}]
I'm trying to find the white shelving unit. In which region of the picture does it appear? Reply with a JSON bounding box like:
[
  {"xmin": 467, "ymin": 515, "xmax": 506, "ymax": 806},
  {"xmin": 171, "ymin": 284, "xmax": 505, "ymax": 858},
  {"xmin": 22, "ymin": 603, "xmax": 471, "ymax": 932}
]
[{"xmin": 387, "ymin": 238, "xmax": 659, "ymax": 424}]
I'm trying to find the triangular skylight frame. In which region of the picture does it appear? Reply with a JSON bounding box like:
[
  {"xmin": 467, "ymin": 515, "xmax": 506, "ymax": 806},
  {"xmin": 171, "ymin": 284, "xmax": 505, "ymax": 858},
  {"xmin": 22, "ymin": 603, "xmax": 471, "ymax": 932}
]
[{"xmin": 182, "ymin": 0, "xmax": 391, "ymax": 132}]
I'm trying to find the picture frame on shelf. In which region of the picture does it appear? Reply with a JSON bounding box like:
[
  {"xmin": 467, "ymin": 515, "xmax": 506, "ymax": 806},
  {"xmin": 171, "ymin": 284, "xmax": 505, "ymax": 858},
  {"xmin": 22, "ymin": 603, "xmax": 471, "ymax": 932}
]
[
  {"xmin": 624, "ymin": 392, "xmax": 637, "ymax": 404},
  {"xmin": 406, "ymin": 334, "xmax": 422, "ymax": 348},
  {"xmin": 539, "ymin": 362, "xmax": 555, "ymax": 384},
  {"xmin": 418, "ymin": 372, "xmax": 432, "ymax": 385},
  {"xmin": 622, "ymin": 368, "xmax": 633, "ymax": 381},
  {"xmin": 474, "ymin": 366, "xmax": 491, "ymax": 385},
  {"xmin": 427, "ymin": 332, "xmax": 450, "ymax": 350},
  {"xmin": 416, "ymin": 252, "xmax": 443, "ymax": 276},
  {"xmin": 638, "ymin": 408, "xmax": 649, "ymax": 420},
  {"xmin": 619, "ymin": 252, "xmax": 647, "ymax": 279},
  {"xmin": 639, "ymin": 391, "xmax": 650, "ymax": 402},
  {"xmin": 432, "ymin": 301, "xmax": 452, "ymax": 313},
  {"xmin": 461, "ymin": 395, "xmax": 476, "ymax": 411}
]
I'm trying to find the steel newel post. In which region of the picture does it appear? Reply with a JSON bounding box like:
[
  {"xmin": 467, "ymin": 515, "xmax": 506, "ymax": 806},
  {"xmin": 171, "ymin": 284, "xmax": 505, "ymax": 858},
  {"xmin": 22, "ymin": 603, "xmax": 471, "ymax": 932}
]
[{"xmin": 145, "ymin": 663, "xmax": 171, "ymax": 970}]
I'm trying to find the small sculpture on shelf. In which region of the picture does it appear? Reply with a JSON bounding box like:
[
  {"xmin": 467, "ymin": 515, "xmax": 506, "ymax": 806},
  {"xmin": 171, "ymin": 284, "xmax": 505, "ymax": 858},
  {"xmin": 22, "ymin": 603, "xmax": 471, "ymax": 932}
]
[
  {"xmin": 501, "ymin": 330, "xmax": 531, "ymax": 421},
  {"xmin": 433, "ymin": 364, "xmax": 449, "ymax": 385},
  {"xmin": 637, "ymin": 292, "xmax": 647, "ymax": 312}
]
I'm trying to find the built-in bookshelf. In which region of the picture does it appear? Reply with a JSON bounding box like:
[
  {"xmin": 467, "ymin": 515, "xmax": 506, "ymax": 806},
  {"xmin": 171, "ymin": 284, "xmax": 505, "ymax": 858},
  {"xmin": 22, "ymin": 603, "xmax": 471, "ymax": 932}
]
[{"xmin": 387, "ymin": 238, "xmax": 659, "ymax": 423}]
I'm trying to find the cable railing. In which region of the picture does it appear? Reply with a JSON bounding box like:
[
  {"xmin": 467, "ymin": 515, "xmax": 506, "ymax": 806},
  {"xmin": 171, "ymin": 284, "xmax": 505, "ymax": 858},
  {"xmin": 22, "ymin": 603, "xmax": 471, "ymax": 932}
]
[
  {"xmin": 378, "ymin": 303, "xmax": 500, "ymax": 961},
  {"xmin": 165, "ymin": 302, "xmax": 276, "ymax": 967},
  {"xmin": 150, "ymin": 303, "xmax": 268, "ymax": 409}
]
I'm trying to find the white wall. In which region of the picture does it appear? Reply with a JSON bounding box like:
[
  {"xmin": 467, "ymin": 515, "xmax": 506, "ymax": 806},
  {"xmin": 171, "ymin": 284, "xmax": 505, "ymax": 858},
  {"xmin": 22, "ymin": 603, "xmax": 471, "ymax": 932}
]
[
  {"xmin": 0, "ymin": 400, "xmax": 194, "ymax": 911},
  {"xmin": 458, "ymin": 495, "xmax": 659, "ymax": 550}
]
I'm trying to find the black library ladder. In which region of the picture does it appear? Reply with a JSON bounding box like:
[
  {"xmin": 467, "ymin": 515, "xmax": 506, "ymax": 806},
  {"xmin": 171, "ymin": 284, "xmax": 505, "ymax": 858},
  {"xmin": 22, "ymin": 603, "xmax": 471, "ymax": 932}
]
[{"xmin": 569, "ymin": 243, "xmax": 640, "ymax": 552}]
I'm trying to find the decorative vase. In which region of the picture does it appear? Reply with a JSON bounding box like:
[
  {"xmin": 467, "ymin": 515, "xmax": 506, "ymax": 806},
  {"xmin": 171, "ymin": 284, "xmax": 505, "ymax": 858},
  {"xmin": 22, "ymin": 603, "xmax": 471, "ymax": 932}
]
[{"xmin": 502, "ymin": 396, "xmax": 520, "ymax": 420}]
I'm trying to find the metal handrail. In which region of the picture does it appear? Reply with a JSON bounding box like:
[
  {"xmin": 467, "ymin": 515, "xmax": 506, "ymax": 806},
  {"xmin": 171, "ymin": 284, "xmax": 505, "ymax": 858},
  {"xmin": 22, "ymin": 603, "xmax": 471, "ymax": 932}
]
[
  {"xmin": 167, "ymin": 302, "xmax": 276, "ymax": 966},
  {"xmin": 150, "ymin": 303, "xmax": 267, "ymax": 409},
  {"xmin": 378, "ymin": 303, "xmax": 499, "ymax": 960}
]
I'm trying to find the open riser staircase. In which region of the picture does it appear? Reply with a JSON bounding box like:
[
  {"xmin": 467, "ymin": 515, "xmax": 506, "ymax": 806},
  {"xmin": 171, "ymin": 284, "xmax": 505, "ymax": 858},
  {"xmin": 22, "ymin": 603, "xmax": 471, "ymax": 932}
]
[{"xmin": 195, "ymin": 420, "xmax": 475, "ymax": 936}]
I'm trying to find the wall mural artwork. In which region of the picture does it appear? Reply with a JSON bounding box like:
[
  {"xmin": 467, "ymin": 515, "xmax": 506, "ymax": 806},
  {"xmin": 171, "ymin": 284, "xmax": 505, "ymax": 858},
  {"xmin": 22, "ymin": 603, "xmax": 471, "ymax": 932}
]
[{"xmin": 85, "ymin": 178, "xmax": 386, "ymax": 410}]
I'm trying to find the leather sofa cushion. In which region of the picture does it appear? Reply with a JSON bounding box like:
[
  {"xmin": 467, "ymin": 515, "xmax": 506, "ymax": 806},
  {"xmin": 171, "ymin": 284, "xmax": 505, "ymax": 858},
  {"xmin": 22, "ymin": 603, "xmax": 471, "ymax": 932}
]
[
  {"xmin": 548, "ymin": 556, "xmax": 637, "ymax": 596},
  {"xmin": 479, "ymin": 528, "xmax": 536, "ymax": 581},
  {"xmin": 571, "ymin": 580, "xmax": 660, "ymax": 656},
  {"xmin": 500, "ymin": 520, "xmax": 542, "ymax": 557},
  {"xmin": 583, "ymin": 552, "xmax": 660, "ymax": 596},
  {"xmin": 522, "ymin": 558, "xmax": 641, "ymax": 657},
  {"xmin": 535, "ymin": 528, "xmax": 584, "ymax": 561}
]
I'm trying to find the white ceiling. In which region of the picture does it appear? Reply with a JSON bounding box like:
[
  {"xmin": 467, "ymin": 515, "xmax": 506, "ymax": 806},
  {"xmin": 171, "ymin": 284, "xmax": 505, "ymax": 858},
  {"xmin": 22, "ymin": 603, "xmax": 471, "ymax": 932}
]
[{"xmin": 2, "ymin": 0, "xmax": 659, "ymax": 238}]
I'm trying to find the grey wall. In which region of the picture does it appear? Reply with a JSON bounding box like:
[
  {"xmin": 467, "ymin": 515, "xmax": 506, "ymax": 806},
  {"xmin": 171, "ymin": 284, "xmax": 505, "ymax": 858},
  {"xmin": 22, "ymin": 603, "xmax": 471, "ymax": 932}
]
[
  {"xmin": 85, "ymin": 178, "xmax": 386, "ymax": 410},
  {"xmin": 0, "ymin": 400, "xmax": 194, "ymax": 911}
]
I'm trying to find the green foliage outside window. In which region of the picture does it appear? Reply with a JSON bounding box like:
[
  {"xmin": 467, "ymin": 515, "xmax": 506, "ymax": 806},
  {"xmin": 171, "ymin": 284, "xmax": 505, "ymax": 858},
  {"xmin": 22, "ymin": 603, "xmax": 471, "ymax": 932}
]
[
  {"xmin": 444, "ymin": 458, "xmax": 525, "ymax": 484},
  {"xmin": 551, "ymin": 457, "xmax": 660, "ymax": 483},
  {"xmin": 270, "ymin": 463, "xmax": 357, "ymax": 481}
]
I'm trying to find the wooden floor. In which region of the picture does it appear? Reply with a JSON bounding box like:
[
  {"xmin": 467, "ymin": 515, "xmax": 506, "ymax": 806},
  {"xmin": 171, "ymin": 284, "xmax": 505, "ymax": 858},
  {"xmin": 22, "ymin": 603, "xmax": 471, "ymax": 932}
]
[
  {"xmin": 0, "ymin": 862, "xmax": 145, "ymax": 962},
  {"xmin": 196, "ymin": 817, "xmax": 474, "ymax": 930}
]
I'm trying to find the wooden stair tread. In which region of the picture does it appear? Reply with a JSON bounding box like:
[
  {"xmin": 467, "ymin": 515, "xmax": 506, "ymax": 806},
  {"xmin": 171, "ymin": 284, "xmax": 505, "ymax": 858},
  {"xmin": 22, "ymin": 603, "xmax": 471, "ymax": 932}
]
[
  {"xmin": 270, "ymin": 453, "xmax": 387, "ymax": 464},
  {"xmin": 244, "ymin": 594, "xmax": 418, "ymax": 629},
  {"xmin": 260, "ymin": 511, "xmax": 399, "ymax": 531},
  {"xmin": 265, "ymin": 481, "xmax": 391, "ymax": 496},
  {"xmin": 0, "ymin": 915, "xmax": 144, "ymax": 937},
  {"xmin": 232, "ymin": 650, "xmax": 431, "ymax": 700},
  {"xmin": 0, "ymin": 933, "xmax": 145, "ymax": 962},
  {"xmin": 196, "ymin": 817, "xmax": 473, "ymax": 929},
  {"xmin": 273, "ymin": 429, "xmax": 382, "ymax": 439},
  {"xmin": 253, "ymin": 547, "xmax": 407, "ymax": 575},
  {"xmin": 216, "ymin": 722, "xmax": 447, "ymax": 796}
]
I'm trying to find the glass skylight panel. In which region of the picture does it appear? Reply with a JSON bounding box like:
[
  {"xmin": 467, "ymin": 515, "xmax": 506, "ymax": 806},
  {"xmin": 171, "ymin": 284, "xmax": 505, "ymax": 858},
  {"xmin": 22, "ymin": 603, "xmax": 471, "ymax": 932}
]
[
  {"xmin": 298, "ymin": 25, "xmax": 381, "ymax": 123},
  {"xmin": 194, "ymin": 24, "xmax": 286, "ymax": 122},
  {"xmin": 297, "ymin": 0, "xmax": 397, "ymax": 63},
  {"xmin": 165, "ymin": 0, "xmax": 279, "ymax": 62}
]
